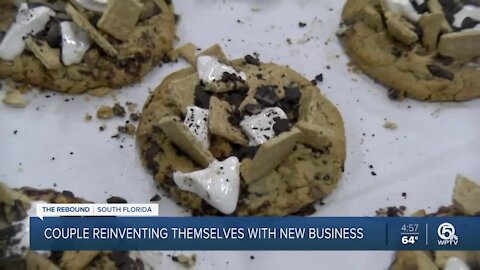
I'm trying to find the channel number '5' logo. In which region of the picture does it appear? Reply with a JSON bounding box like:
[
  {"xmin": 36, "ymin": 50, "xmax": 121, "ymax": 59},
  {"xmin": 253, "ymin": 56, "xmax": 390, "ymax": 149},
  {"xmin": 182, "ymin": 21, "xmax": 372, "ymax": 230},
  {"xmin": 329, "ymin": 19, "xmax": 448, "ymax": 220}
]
[{"xmin": 437, "ymin": 222, "xmax": 459, "ymax": 246}]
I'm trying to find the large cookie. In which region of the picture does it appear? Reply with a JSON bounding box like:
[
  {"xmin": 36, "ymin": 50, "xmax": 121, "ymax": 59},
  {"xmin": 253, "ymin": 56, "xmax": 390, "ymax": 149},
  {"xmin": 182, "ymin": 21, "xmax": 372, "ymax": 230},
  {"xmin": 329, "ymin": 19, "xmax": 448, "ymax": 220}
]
[
  {"xmin": 340, "ymin": 0, "xmax": 480, "ymax": 101},
  {"xmin": 389, "ymin": 175, "xmax": 480, "ymax": 270},
  {"xmin": 0, "ymin": 182, "xmax": 147, "ymax": 270},
  {"xmin": 137, "ymin": 48, "xmax": 346, "ymax": 216},
  {"xmin": 0, "ymin": 0, "xmax": 175, "ymax": 93}
]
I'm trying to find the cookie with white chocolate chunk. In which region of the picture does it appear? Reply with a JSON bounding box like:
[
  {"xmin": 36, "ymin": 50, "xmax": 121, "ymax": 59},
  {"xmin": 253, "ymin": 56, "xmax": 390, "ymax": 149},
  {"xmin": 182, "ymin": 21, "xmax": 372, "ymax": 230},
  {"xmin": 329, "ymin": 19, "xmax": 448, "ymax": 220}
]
[
  {"xmin": 0, "ymin": 0, "xmax": 175, "ymax": 93},
  {"xmin": 0, "ymin": 182, "xmax": 149, "ymax": 270},
  {"xmin": 340, "ymin": 0, "xmax": 480, "ymax": 101},
  {"xmin": 137, "ymin": 46, "xmax": 346, "ymax": 216},
  {"xmin": 389, "ymin": 175, "xmax": 480, "ymax": 270}
]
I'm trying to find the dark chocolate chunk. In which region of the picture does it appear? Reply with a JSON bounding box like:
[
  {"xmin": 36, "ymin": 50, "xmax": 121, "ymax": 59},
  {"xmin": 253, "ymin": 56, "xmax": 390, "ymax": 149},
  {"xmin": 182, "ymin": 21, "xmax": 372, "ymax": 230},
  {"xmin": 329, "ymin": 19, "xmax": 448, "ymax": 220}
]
[
  {"xmin": 434, "ymin": 54, "xmax": 454, "ymax": 66},
  {"xmin": 130, "ymin": 113, "xmax": 140, "ymax": 122},
  {"xmin": 410, "ymin": 0, "xmax": 429, "ymax": 13},
  {"xmin": 244, "ymin": 54, "xmax": 260, "ymax": 66},
  {"xmin": 255, "ymin": 85, "xmax": 278, "ymax": 106},
  {"xmin": 391, "ymin": 47, "xmax": 402, "ymax": 58},
  {"xmin": 230, "ymin": 146, "xmax": 259, "ymax": 160},
  {"xmin": 150, "ymin": 194, "xmax": 161, "ymax": 202},
  {"xmin": 194, "ymin": 85, "xmax": 212, "ymax": 109},
  {"xmin": 110, "ymin": 252, "xmax": 144, "ymax": 270},
  {"xmin": 461, "ymin": 17, "xmax": 480, "ymax": 29},
  {"xmin": 277, "ymin": 100, "xmax": 292, "ymax": 114},
  {"xmin": 61, "ymin": 190, "xmax": 75, "ymax": 198},
  {"xmin": 107, "ymin": 196, "xmax": 128, "ymax": 204},
  {"xmin": 221, "ymin": 72, "xmax": 244, "ymax": 83},
  {"xmin": 310, "ymin": 80, "xmax": 318, "ymax": 86},
  {"xmin": 387, "ymin": 88, "xmax": 401, "ymax": 100},
  {"xmin": 228, "ymin": 108, "xmax": 242, "ymax": 126},
  {"xmin": 427, "ymin": 64, "xmax": 454, "ymax": 80},
  {"xmin": 315, "ymin": 73, "xmax": 323, "ymax": 82},
  {"xmin": 244, "ymin": 103, "xmax": 263, "ymax": 115},
  {"xmin": 283, "ymin": 86, "xmax": 301, "ymax": 102},
  {"xmin": 0, "ymin": 31, "xmax": 5, "ymax": 43},
  {"xmin": 298, "ymin": 22, "xmax": 307, "ymax": 28},
  {"xmin": 272, "ymin": 118, "xmax": 291, "ymax": 135},
  {"xmin": 145, "ymin": 143, "xmax": 160, "ymax": 174},
  {"xmin": 225, "ymin": 92, "xmax": 245, "ymax": 109},
  {"xmin": 112, "ymin": 103, "xmax": 126, "ymax": 117}
]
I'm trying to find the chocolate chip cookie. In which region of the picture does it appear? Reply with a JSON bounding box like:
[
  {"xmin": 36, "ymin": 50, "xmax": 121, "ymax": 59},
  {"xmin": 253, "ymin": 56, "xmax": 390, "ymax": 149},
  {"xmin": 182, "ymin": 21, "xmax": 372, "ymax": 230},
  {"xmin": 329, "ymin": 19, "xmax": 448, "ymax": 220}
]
[
  {"xmin": 0, "ymin": 0, "xmax": 175, "ymax": 93},
  {"xmin": 389, "ymin": 175, "xmax": 480, "ymax": 270},
  {"xmin": 340, "ymin": 0, "xmax": 480, "ymax": 101},
  {"xmin": 0, "ymin": 182, "xmax": 146, "ymax": 270},
  {"xmin": 137, "ymin": 45, "xmax": 346, "ymax": 216}
]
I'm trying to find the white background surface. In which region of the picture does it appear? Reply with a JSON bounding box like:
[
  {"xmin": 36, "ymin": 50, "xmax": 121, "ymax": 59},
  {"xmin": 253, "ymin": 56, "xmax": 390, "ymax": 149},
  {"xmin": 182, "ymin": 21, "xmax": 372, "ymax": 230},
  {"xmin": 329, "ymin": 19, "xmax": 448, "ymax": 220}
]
[{"xmin": 1, "ymin": 0, "xmax": 479, "ymax": 269}]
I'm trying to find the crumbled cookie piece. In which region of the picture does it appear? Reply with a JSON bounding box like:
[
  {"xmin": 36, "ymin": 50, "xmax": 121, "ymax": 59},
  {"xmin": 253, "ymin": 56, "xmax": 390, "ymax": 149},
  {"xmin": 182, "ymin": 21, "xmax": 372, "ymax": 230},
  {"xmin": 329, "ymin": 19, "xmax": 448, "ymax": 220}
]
[
  {"xmin": 96, "ymin": 106, "xmax": 114, "ymax": 119},
  {"xmin": 419, "ymin": 13, "xmax": 443, "ymax": 52},
  {"xmin": 130, "ymin": 112, "xmax": 140, "ymax": 122},
  {"xmin": 209, "ymin": 96, "xmax": 248, "ymax": 145},
  {"xmin": 172, "ymin": 254, "xmax": 197, "ymax": 268},
  {"xmin": 452, "ymin": 174, "xmax": 480, "ymax": 216},
  {"xmin": 24, "ymin": 37, "xmax": 61, "ymax": 70},
  {"xmin": 427, "ymin": 0, "xmax": 453, "ymax": 33},
  {"xmin": 65, "ymin": 3, "xmax": 118, "ymax": 56},
  {"xmin": 198, "ymin": 44, "xmax": 227, "ymax": 61},
  {"xmin": 390, "ymin": 251, "xmax": 437, "ymax": 270},
  {"xmin": 25, "ymin": 251, "xmax": 60, "ymax": 270},
  {"xmin": 167, "ymin": 74, "xmax": 198, "ymax": 114},
  {"xmin": 438, "ymin": 31, "xmax": 480, "ymax": 60},
  {"xmin": 2, "ymin": 90, "xmax": 27, "ymax": 108},
  {"xmin": 176, "ymin": 43, "xmax": 198, "ymax": 65},
  {"xmin": 158, "ymin": 116, "xmax": 215, "ymax": 167},
  {"xmin": 112, "ymin": 103, "xmax": 126, "ymax": 117},
  {"xmin": 241, "ymin": 128, "xmax": 301, "ymax": 183},
  {"xmin": 296, "ymin": 121, "xmax": 333, "ymax": 149},
  {"xmin": 98, "ymin": 0, "xmax": 144, "ymax": 41},
  {"xmin": 385, "ymin": 12, "xmax": 418, "ymax": 45},
  {"xmin": 118, "ymin": 123, "xmax": 136, "ymax": 135},
  {"xmin": 383, "ymin": 120, "xmax": 398, "ymax": 130},
  {"xmin": 84, "ymin": 113, "xmax": 92, "ymax": 121},
  {"xmin": 362, "ymin": 6, "xmax": 384, "ymax": 31},
  {"xmin": 60, "ymin": 251, "xmax": 100, "ymax": 270},
  {"xmin": 126, "ymin": 102, "xmax": 138, "ymax": 112}
]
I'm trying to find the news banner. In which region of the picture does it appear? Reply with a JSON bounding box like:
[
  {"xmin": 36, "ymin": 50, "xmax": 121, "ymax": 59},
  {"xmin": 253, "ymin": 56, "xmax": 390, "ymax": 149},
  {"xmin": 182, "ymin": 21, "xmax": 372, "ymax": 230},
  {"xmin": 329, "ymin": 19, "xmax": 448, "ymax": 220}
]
[{"xmin": 29, "ymin": 203, "xmax": 480, "ymax": 251}]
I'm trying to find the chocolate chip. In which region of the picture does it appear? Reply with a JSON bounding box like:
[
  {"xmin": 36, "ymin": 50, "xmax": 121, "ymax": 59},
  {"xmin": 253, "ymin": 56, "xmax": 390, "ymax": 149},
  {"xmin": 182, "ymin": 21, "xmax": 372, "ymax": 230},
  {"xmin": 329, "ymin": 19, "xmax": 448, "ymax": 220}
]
[
  {"xmin": 255, "ymin": 85, "xmax": 278, "ymax": 106},
  {"xmin": 112, "ymin": 103, "xmax": 126, "ymax": 117},
  {"xmin": 228, "ymin": 108, "xmax": 242, "ymax": 126},
  {"xmin": 107, "ymin": 196, "xmax": 128, "ymax": 204},
  {"xmin": 150, "ymin": 194, "xmax": 161, "ymax": 202},
  {"xmin": 391, "ymin": 47, "xmax": 402, "ymax": 58},
  {"xmin": 387, "ymin": 88, "xmax": 401, "ymax": 100},
  {"xmin": 298, "ymin": 22, "xmax": 307, "ymax": 28},
  {"xmin": 87, "ymin": 14, "xmax": 100, "ymax": 26},
  {"xmin": 461, "ymin": 17, "xmax": 480, "ymax": 29},
  {"xmin": 110, "ymin": 252, "xmax": 143, "ymax": 269},
  {"xmin": 244, "ymin": 103, "xmax": 263, "ymax": 115},
  {"xmin": 230, "ymin": 146, "xmax": 259, "ymax": 160},
  {"xmin": 283, "ymin": 86, "xmax": 301, "ymax": 103},
  {"xmin": 292, "ymin": 204, "xmax": 316, "ymax": 216},
  {"xmin": 145, "ymin": 143, "xmax": 160, "ymax": 174},
  {"xmin": 434, "ymin": 54, "xmax": 454, "ymax": 66},
  {"xmin": 130, "ymin": 113, "xmax": 140, "ymax": 122},
  {"xmin": 61, "ymin": 190, "xmax": 75, "ymax": 199},
  {"xmin": 0, "ymin": 31, "xmax": 5, "ymax": 43},
  {"xmin": 273, "ymin": 118, "xmax": 291, "ymax": 135},
  {"xmin": 225, "ymin": 92, "xmax": 245, "ymax": 109},
  {"xmin": 411, "ymin": 0, "xmax": 429, "ymax": 13},
  {"xmin": 427, "ymin": 64, "xmax": 454, "ymax": 80},
  {"xmin": 315, "ymin": 74, "xmax": 323, "ymax": 82},
  {"xmin": 244, "ymin": 54, "xmax": 260, "ymax": 66},
  {"xmin": 221, "ymin": 72, "xmax": 244, "ymax": 83},
  {"xmin": 194, "ymin": 85, "xmax": 212, "ymax": 109}
]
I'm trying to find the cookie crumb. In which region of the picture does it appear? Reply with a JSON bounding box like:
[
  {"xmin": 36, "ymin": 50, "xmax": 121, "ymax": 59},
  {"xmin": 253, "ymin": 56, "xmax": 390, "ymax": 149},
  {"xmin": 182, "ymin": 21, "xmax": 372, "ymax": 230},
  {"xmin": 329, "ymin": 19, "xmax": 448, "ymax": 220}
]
[
  {"xmin": 315, "ymin": 73, "xmax": 323, "ymax": 82},
  {"xmin": 250, "ymin": 255, "xmax": 255, "ymax": 260},
  {"xmin": 376, "ymin": 206, "xmax": 404, "ymax": 217},
  {"xmin": 126, "ymin": 101, "xmax": 138, "ymax": 112},
  {"xmin": 129, "ymin": 113, "xmax": 140, "ymax": 122},
  {"xmin": 383, "ymin": 121, "xmax": 397, "ymax": 130},
  {"xmin": 97, "ymin": 106, "xmax": 114, "ymax": 119},
  {"xmin": 84, "ymin": 113, "xmax": 92, "ymax": 121},
  {"xmin": 172, "ymin": 254, "xmax": 196, "ymax": 268},
  {"xmin": 118, "ymin": 123, "xmax": 136, "ymax": 135},
  {"xmin": 298, "ymin": 22, "xmax": 307, "ymax": 28},
  {"xmin": 89, "ymin": 87, "xmax": 113, "ymax": 97},
  {"xmin": 112, "ymin": 103, "xmax": 126, "ymax": 117},
  {"xmin": 2, "ymin": 90, "xmax": 27, "ymax": 108}
]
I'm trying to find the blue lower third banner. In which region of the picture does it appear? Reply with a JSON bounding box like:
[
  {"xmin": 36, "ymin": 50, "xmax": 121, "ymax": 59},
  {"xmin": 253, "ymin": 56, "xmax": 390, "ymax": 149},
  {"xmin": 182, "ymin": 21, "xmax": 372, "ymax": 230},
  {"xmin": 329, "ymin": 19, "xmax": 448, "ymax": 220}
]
[{"xmin": 30, "ymin": 217, "xmax": 480, "ymax": 251}]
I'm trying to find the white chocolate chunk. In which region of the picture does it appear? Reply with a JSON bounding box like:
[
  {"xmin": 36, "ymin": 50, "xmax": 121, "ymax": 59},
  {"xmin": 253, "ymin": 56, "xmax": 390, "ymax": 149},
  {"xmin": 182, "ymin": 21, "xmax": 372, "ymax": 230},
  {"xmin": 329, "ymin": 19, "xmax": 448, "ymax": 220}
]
[
  {"xmin": 197, "ymin": 55, "xmax": 246, "ymax": 83},
  {"xmin": 60, "ymin": 21, "xmax": 92, "ymax": 66},
  {"xmin": 173, "ymin": 157, "xmax": 240, "ymax": 214},
  {"xmin": 74, "ymin": 0, "xmax": 107, "ymax": 12},
  {"xmin": 444, "ymin": 257, "xmax": 471, "ymax": 270},
  {"xmin": 240, "ymin": 107, "xmax": 288, "ymax": 146},
  {"xmin": 454, "ymin": 5, "xmax": 480, "ymax": 28},
  {"xmin": 0, "ymin": 4, "xmax": 55, "ymax": 61},
  {"xmin": 184, "ymin": 106, "xmax": 210, "ymax": 149},
  {"xmin": 381, "ymin": 0, "xmax": 421, "ymax": 22}
]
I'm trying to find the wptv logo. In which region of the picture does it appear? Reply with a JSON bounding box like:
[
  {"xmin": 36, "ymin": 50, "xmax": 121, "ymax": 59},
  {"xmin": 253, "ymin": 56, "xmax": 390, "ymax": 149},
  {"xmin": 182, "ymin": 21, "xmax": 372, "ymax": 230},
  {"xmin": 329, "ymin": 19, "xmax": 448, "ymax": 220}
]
[{"xmin": 437, "ymin": 222, "xmax": 459, "ymax": 246}]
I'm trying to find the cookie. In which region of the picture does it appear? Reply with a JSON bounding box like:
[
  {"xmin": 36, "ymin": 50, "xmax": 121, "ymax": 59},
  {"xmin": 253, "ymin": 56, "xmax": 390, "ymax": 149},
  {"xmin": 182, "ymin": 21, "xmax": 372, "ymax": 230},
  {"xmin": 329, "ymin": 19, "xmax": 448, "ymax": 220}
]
[
  {"xmin": 340, "ymin": 0, "xmax": 480, "ymax": 101},
  {"xmin": 389, "ymin": 175, "xmax": 480, "ymax": 270},
  {"xmin": 137, "ymin": 46, "xmax": 346, "ymax": 216},
  {"xmin": 0, "ymin": 0, "xmax": 175, "ymax": 94},
  {"xmin": 0, "ymin": 182, "xmax": 147, "ymax": 270}
]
